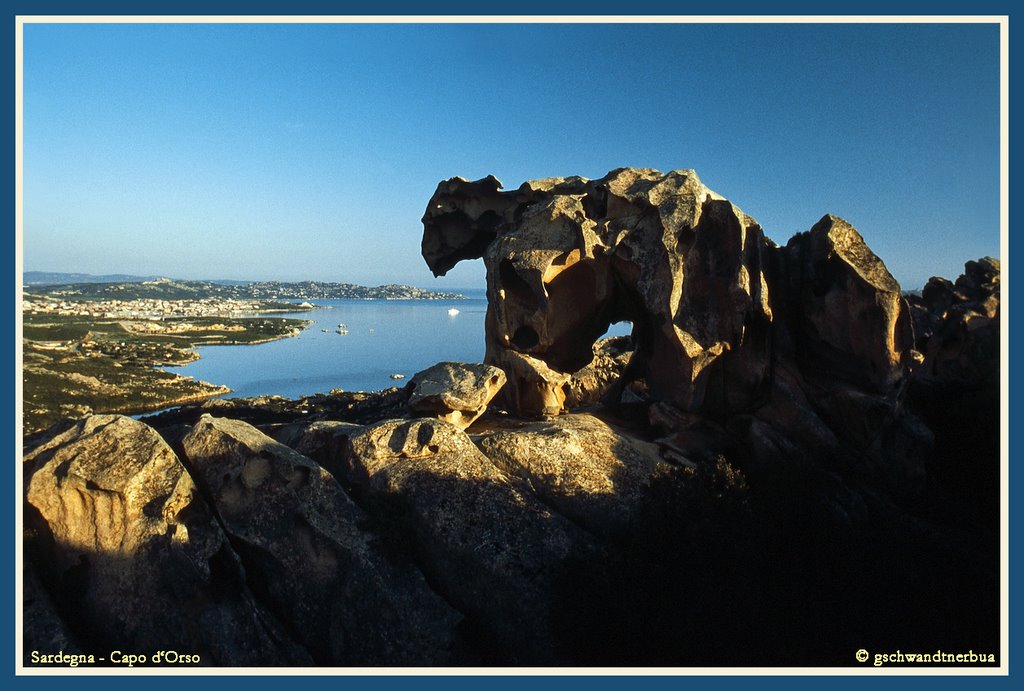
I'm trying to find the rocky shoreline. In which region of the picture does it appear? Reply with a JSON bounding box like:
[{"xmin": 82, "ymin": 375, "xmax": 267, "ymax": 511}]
[
  {"xmin": 22, "ymin": 315, "xmax": 312, "ymax": 435},
  {"xmin": 22, "ymin": 169, "xmax": 1000, "ymax": 668}
]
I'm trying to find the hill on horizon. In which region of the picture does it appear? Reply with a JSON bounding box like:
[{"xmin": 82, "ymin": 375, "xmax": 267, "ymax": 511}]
[{"xmin": 23, "ymin": 271, "xmax": 253, "ymax": 286}]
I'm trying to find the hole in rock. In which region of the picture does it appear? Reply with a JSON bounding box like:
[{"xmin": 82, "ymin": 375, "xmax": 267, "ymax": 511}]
[
  {"xmin": 499, "ymin": 259, "xmax": 542, "ymax": 312},
  {"xmin": 416, "ymin": 423, "xmax": 436, "ymax": 447},
  {"xmin": 597, "ymin": 320, "xmax": 634, "ymax": 343},
  {"xmin": 511, "ymin": 325, "xmax": 541, "ymax": 351}
]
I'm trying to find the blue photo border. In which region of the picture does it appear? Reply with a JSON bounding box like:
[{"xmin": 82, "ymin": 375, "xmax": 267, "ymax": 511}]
[{"xmin": 3, "ymin": 1, "xmax": 1017, "ymax": 688}]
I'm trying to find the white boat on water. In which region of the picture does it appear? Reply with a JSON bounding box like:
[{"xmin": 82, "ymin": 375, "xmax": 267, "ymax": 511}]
[{"xmin": 447, "ymin": 308, "xmax": 460, "ymax": 317}]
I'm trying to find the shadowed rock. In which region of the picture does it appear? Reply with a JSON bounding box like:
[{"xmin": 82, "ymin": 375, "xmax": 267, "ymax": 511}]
[
  {"xmin": 180, "ymin": 415, "xmax": 462, "ymax": 665},
  {"xmin": 345, "ymin": 417, "xmax": 598, "ymax": 664},
  {"xmin": 563, "ymin": 335, "xmax": 633, "ymax": 409},
  {"xmin": 267, "ymin": 419, "xmax": 365, "ymax": 481},
  {"xmin": 910, "ymin": 256, "xmax": 1000, "ymax": 391},
  {"xmin": 782, "ymin": 214, "xmax": 915, "ymax": 392},
  {"xmin": 23, "ymin": 414, "xmax": 310, "ymax": 665},
  {"xmin": 407, "ymin": 361, "xmax": 506, "ymax": 429},
  {"xmin": 22, "ymin": 563, "xmax": 83, "ymax": 663},
  {"xmin": 906, "ymin": 257, "xmax": 1000, "ymax": 521}
]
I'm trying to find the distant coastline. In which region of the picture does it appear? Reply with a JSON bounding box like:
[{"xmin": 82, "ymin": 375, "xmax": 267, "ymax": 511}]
[
  {"xmin": 20, "ymin": 284, "xmax": 319, "ymax": 434},
  {"xmin": 20, "ymin": 275, "xmax": 476, "ymax": 435},
  {"xmin": 22, "ymin": 272, "xmax": 467, "ymax": 300}
]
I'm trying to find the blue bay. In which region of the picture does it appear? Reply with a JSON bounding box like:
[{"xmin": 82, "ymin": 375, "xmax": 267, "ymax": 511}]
[
  {"xmin": 170, "ymin": 294, "xmax": 633, "ymax": 401},
  {"xmin": 171, "ymin": 297, "xmax": 486, "ymax": 399}
]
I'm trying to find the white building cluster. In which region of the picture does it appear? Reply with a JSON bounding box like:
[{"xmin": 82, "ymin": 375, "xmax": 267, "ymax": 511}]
[{"xmin": 22, "ymin": 296, "xmax": 275, "ymax": 320}]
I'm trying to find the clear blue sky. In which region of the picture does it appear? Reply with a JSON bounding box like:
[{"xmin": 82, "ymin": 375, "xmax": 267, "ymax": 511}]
[{"xmin": 22, "ymin": 21, "xmax": 1000, "ymax": 290}]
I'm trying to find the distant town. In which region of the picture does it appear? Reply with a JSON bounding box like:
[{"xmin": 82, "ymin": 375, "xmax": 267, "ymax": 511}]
[
  {"xmin": 23, "ymin": 274, "xmax": 466, "ymax": 303},
  {"xmin": 20, "ymin": 273, "xmax": 467, "ymax": 433},
  {"xmin": 21, "ymin": 296, "xmax": 311, "ymax": 320}
]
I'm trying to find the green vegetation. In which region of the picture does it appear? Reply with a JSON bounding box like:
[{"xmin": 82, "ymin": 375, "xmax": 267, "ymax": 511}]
[{"xmin": 22, "ymin": 313, "xmax": 311, "ymax": 436}]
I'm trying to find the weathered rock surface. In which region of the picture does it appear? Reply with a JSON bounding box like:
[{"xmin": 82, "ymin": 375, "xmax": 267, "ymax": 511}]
[
  {"xmin": 421, "ymin": 168, "xmax": 911, "ymax": 423},
  {"xmin": 268, "ymin": 419, "xmax": 365, "ymax": 482},
  {"xmin": 475, "ymin": 413, "xmax": 667, "ymax": 537},
  {"xmin": 491, "ymin": 348, "xmax": 572, "ymax": 418},
  {"xmin": 23, "ymin": 415, "xmax": 310, "ymax": 665},
  {"xmin": 421, "ymin": 169, "xmax": 773, "ymax": 415},
  {"xmin": 22, "ymin": 563, "xmax": 82, "ymax": 662},
  {"xmin": 181, "ymin": 415, "xmax": 462, "ymax": 665},
  {"xmin": 20, "ymin": 169, "xmax": 999, "ymax": 669},
  {"xmin": 563, "ymin": 336, "xmax": 633, "ymax": 409},
  {"xmin": 906, "ymin": 258, "xmax": 1001, "ymax": 521},
  {"xmin": 345, "ymin": 417, "xmax": 598, "ymax": 664},
  {"xmin": 909, "ymin": 257, "xmax": 1000, "ymax": 392},
  {"xmin": 407, "ymin": 361, "xmax": 506, "ymax": 429},
  {"xmin": 782, "ymin": 214, "xmax": 915, "ymax": 392},
  {"xmin": 421, "ymin": 167, "xmax": 928, "ymax": 494}
]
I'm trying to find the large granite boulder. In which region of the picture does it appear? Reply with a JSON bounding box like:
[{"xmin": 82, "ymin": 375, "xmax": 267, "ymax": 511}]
[
  {"xmin": 345, "ymin": 417, "xmax": 598, "ymax": 664},
  {"xmin": 406, "ymin": 361, "xmax": 506, "ymax": 429},
  {"xmin": 180, "ymin": 415, "xmax": 462, "ymax": 665},
  {"xmin": 781, "ymin": 214, "xmax": 915, "ymax": 393},
  {"xmin": 267, "ymin": 419, "xmax": 365, "ymax": 481},
  {"xmin": 23, "ymin": 415, "xmax": 310, "ymax": 665},
  {"xmin": 475, "ymin": 413, "xmax": 667, "ymax": 538},
  {"xmin": 421, "ymin": 168, "xmax": 911, "ymax": 422},
  {"xmin": 421, "ymin": 167, "xmax": 927, "ymax": 495},
  {"xmin": 422, "ymin": 169, "xmax": 774, "ymax": 417}
]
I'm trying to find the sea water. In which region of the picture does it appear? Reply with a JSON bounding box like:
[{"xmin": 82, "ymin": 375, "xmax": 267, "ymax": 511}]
[{"xmin": 171, "ymin": 295, "xmax": 632, "ymax": 400}]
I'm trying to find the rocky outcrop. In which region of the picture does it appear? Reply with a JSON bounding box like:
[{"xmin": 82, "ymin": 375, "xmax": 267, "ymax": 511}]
[
  {"xmin": 20, "ymin": 168, "xmax": 999, "ymax": 669},
  {"xmin": 406, "ymin": 361, "xmax": 506, "ymax": 429},
  {"xmin": 562, "ymin": 336, "xmax": 633, "ymax": 409},
  {"xmin": 421, "ymin": 168, "xmax": 912, "ymax": 420},
  {"xmin": 344, "ymin": 417, "xmax": 598, "ymax": 664},
  {"xmin": 781, "ymin": 214, "xmax": 915, "ymax": 392},
  {"xmin": 475, "ymin": 413, "xmax": 667, "ymax": 537},
  {"xmin": 421, "ymin": 168, "xmax": 927, "ymax": 494},
  {"xmin": 906, "ymin": 258, "xmax": 1001, "ymax": 521},
  {"xmin": 180, "ymin": 415, "xmax": 462, "ymax": 665},
  {"xmin": 23, "ymin": 415, "xmax": 311, "ymax": 665},
  {"xmin": 21, "ymin": 413, "xmax": 466, "ymax": 666},
  {"xmin": 908, "ymin": 257, "xmax": 1000, "ymax": 392}
]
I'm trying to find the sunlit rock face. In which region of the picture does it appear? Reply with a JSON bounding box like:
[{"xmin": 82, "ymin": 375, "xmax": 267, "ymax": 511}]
[
  {"xmin": 422, "ymin": 168, "xmax": 913, "ymax": 419},
  {"xmin": 23, "ymin": 415, "xmax": 312, "ymax": 665},
  {"xmin": 781, "ymin": 214, "xmax": 916, "ymax": 393},
  {"xmin": 406, "ymin": 361, "xmax": 507, "ymax": 429}
]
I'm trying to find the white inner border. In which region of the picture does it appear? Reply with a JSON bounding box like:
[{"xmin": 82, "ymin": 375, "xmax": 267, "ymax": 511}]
[{"xmin": 14, "ymin": 13, "xmax": 1011, "ymax": 678}]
